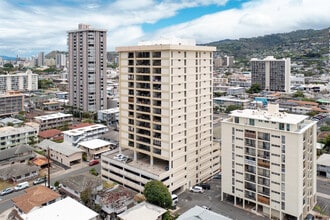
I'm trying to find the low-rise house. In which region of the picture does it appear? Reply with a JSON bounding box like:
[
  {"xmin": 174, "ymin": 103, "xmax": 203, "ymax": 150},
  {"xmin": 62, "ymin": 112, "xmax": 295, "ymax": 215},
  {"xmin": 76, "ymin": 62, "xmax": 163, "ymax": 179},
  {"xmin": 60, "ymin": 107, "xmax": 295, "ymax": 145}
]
[
  {"xmin": 317, "ymin": 154, "xmax": 330, "ymax": 178},
  {"xmin": 12, "ymin": 185, "xmax": 61, "ymax": 219},
  {"xmin": 95, "ymin": 185, "xmax": 135, "ymax": 218},
  {"xmin": 63, "ymin": 124, "xmax": 108, "ymax": 147},
  {"xmin": 34, "ymin": 112, "xmax": 73, "ymax": 131},
  {"xmin": 36, "ymin": 139, "xmax": 83, "ymax": 168},
  {"xmin": 0, "ymin": 144, "xmax": 35, "ymax": 166},
  {"xmin": 117, "ymin": 201, "xmax": 166, "ymax": 220},
  {"xmin": 0, "ymin": 117, "xmax": 23, "ymax": 127},
  {"xmin": 177, "ymin": 205, "xmax": 232, "ymax": 220},
  {"xmin": 78, "ymin": 139, "xmax": 112, "ymax": 160},
  {"xmin": 59, "ymin": 174, "xmax": 103, "ymax": 200},
  {"xmin": 38, "ymin": 129, "xmax": 63, "ymax": 141},
  {"xmin": 0, "ymin": 163, "xmax": 39, "ymax": 182},
  {"xmin": 24, "ymin": 197, "xmax": 98, "ymax": 220}
]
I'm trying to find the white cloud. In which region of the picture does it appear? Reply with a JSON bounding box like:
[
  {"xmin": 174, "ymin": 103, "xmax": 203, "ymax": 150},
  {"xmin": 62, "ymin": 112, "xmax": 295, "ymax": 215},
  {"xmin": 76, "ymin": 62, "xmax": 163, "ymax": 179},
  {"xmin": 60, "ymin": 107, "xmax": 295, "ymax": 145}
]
[
  {"xmin": 0, "ymin": 0, "xmax": 329, "ymax": 57},
  {"xmin": 151, "ymin": 0, "xmax": 330, "ymax": 43}
]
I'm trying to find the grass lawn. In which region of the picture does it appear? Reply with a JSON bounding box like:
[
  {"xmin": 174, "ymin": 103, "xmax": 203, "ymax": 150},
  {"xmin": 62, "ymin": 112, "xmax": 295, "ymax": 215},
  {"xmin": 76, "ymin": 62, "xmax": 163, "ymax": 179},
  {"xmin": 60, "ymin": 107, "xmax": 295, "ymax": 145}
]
[{"xmin": 0, "ymin": 181, "xmax": 14, "ymax": 190}]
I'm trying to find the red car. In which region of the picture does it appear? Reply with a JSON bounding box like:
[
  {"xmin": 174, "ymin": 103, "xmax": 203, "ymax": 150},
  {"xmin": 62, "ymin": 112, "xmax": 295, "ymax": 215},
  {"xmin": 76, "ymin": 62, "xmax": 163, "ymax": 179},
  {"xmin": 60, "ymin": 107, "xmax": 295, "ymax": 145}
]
[{"xmin": 88, "ymin": 160, "xmax": 99, "ymax": 166}]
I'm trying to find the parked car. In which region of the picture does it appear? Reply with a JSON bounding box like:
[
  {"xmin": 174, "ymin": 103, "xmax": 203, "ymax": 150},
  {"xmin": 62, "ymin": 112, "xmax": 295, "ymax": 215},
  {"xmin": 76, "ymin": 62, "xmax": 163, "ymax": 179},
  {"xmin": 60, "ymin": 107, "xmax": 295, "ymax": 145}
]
[
  {"xmin": 88, "ymin": 160, "xmax": 100, "ymax": 166},
  {"xmin": 198, "ymin": 183, "xmax": 211, "ymax": 190},
  {"xmin": 33, "ymin": 177, "xmax": 46, "ymax": 185},
  {"xmin": 14, "ymin": 181, "xmax": 29, "ymax": 191},
  {"xmin": 201, "ymin": 205, "xmax": 211, "ymax": 210},
  {"xmin": 213, "ymin": 173, "xmax": 222, "ymax": 179},
  {"xmin": 189, "ymin": 185, "xmax": 204, "ymax": 193},
  {"xmin": 0, "ymin": 187, "xmax": 14, "ymax": 196}
]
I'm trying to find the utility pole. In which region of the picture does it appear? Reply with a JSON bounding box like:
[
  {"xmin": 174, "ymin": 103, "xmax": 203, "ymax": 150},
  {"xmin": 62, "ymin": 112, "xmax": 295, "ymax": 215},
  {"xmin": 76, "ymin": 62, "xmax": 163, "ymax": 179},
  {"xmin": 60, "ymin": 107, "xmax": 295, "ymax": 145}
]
[{"xmin": 47, "ymin": 147, "xmax": 51, "ymax": 188}]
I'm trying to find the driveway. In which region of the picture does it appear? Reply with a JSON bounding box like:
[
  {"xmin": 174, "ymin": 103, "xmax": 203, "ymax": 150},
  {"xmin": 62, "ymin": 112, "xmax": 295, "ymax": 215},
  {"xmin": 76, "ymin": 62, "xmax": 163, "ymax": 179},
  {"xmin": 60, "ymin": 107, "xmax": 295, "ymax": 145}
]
[{"xmin": 175, "ymin": 178, "xmax": 267, "ymax": 220}]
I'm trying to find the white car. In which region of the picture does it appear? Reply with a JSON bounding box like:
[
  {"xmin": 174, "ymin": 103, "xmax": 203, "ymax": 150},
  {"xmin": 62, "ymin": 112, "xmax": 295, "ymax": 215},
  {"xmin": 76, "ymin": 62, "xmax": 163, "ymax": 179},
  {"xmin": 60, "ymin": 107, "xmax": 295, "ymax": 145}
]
[{"xmin": 189, "ymin": 186, "xmax": 204, "ymax": 193}]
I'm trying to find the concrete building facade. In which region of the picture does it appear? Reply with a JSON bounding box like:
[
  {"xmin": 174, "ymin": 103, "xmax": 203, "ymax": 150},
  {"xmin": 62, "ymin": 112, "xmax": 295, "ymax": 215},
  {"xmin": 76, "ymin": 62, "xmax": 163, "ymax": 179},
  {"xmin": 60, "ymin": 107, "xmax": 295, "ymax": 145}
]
[
  {"xmin": 67, "ymin": 24, "xmax": 107, "ymax": 112},
  {"xmin": 221, "ymin": 104, "xmax": 316, "ymax": 220},
  {"xmin": 0, "ymin": 92, "xmax": 24, "ymax": 117},
  {"xmin": 0, "ymin": 70, "xmax": 38, "ymax": 93},
  {"xmin": 0, "ymin": 126, "xmax": 38, "ymax": 151},
  {"xmin": 34, "ymin": 112, "xmax": 73, "ymax": 131},
  {"xmin": 101, "ymin": 40, "xmax": 220, "ymax": 193},
  {"xmin": 251, "ymin": 56, "xmax": 290, "ymax": 92}
]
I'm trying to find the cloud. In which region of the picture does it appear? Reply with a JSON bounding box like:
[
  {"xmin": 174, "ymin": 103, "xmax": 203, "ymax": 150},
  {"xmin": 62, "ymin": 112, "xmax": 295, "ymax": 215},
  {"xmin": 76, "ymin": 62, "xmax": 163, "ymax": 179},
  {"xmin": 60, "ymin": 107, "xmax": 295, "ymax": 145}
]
[
  {"xmin": 151, "ymin": 0, "xmax": 330, "ymax": 43},
  {"xmin": 0, "ymin": 0, "xmax": 329, "ymax": 57}
]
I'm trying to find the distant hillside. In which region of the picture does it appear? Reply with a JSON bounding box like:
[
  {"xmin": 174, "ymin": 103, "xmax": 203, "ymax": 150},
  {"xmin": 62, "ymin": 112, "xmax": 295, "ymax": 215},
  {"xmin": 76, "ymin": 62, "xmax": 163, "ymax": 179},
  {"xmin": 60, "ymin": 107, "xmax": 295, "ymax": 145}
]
[
  {"xmin": 0, "ymin": 55, "xmax": 16, "ymax": 61},
  {"xmin": 205, "ymin": 28, "xmax": 329, "ymax": 61}
]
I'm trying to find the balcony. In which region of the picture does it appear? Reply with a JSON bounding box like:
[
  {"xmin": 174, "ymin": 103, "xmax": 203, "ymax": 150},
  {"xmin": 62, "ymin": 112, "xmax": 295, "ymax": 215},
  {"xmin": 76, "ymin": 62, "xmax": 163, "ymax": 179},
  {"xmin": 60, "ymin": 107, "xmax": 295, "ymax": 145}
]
[
  {"xmin": 245, "ymin": 182, "xmax": 256, "ymax": 191},
  {"xmin": 245, "ymin": 165, "xmax": 256, "ymax": 174},
  {"xmin": 245, "ymin": 191, "xmax": 256, "ymax": 200},
  {"xmin": 258, "ymin": 195, "xmax": 270, "ymax": 205},
  {"xmin": 258, "ymin": 159, "xmax": 270, "ymax": 168}
]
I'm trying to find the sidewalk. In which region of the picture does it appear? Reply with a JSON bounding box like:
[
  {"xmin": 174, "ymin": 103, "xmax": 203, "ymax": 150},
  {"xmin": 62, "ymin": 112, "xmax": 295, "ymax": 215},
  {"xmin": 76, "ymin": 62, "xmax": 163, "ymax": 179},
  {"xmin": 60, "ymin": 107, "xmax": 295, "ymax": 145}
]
[
  {"xmin": 317, "ymin": 192, "xmax": 330, "ymax": 200},
  {"xmin": 0, "ymin": 208, "xmax": 13, "ymax": 220}
]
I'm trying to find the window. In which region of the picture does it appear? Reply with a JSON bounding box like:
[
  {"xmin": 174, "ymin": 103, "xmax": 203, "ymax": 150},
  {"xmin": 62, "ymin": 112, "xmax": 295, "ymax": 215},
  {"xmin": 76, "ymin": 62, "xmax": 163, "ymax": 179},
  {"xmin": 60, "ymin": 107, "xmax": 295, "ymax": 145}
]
[
  {"xmin": 279, "ymin": 123, "xmax": 284, "ymax": 130},
  {"xmin": 234, "ymin": 117, "xmax": 239, "ymax": 123},
  {"xmin": 249, "ymin": 119, "xmax": 255, "ymax": 126}
]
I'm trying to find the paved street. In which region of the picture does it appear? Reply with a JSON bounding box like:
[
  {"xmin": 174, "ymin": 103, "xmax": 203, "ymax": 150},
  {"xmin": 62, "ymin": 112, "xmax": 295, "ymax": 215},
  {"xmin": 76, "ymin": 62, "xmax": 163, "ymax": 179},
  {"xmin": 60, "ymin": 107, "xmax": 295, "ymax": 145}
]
[{"xmin": 0, "ymin": 162, "xmax": 100, "ymax": 214}]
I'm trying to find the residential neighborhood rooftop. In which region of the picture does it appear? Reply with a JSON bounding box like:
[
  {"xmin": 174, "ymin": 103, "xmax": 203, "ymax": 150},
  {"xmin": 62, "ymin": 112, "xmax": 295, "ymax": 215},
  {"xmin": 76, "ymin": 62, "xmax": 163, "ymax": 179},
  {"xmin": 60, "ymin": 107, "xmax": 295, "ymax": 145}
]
[
  {"xmin": 117, "ymin": 201, "xmax": 166, "ymax": 220},
  {"xmin": 79, "ymin": 139, "xmax": 111, "ymax": 150},
  {"xmin": 12, "ymin": 185, "xmax": 61, "ymax": 214},
  {"xmin": 37, "ymin": 139, "xmax": 84, "ymax": 156},
  {"xmin": 34, "ymin": 112, "xmax": 72, "ymax": 121},
  {"xmin": 24, "ymin": 197, "xmax": 98, "ymax": 220}
]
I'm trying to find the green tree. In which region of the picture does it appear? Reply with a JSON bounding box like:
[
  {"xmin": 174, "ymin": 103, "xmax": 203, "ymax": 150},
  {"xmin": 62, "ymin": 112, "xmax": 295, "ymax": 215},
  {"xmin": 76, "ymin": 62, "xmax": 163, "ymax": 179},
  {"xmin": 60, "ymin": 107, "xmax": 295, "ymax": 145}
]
[
  {"xmin": 162, "ymin": 211, "xmax": 172, "ymax": 220},
  {"xmin": 80, "ymin": 187, "xmax": 93, "ymax": 207},
  {"xmin": 89, "ymin": 168, "xmax": 98, "ymax": 176},
  {"xmin": 225, "ymin": 105, "xmax": 243, "ymax": 113},
  {"xmin": 293, "ymin": 90, "xmax": 305, "ymax": 98},
  {"xmin": 3, "ymin": 63, "xmax": 14, "ymax": 68},
  {"xmin": 246, "ymin": 83, "xmax": 261, "ymax": 94},
  {"xmin": 144, "ymin": 180, "xmax": 172, "ymax": 209}
]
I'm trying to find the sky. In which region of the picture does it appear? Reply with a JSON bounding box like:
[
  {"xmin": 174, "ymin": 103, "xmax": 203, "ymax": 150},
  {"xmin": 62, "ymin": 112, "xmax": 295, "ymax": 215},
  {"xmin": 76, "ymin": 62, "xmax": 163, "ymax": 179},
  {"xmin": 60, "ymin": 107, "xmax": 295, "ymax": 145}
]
[{"xmin": 0, "ymin": 0, "xmax": 330, "ymax": 57}]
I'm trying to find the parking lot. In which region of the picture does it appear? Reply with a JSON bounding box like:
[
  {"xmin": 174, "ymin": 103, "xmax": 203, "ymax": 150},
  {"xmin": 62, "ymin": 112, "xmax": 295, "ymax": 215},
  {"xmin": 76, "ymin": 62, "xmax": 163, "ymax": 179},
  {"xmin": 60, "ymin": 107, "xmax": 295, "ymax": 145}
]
[{"xmin": 175, "ymin": 178, "xmax": 267, "ymax": 220}]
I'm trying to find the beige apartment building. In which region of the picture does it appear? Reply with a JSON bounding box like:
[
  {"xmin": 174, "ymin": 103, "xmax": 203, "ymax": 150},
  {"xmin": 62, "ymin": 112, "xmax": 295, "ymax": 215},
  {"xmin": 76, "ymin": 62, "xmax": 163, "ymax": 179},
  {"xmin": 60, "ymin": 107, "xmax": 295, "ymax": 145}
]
[
  {"xmin": 221, "ymin": 104, "xmax": 316, "ymax": 220},
  {"xmin": 67, "ymin": 24, "xmax": 107, "ymax": 112},
  {"xmin": 34, "ymin": 112, "xmax": 73, "ymax": 131},
  {"xmin": 101, "ymin": 39, "xmax": 220, "ymax": 193}
]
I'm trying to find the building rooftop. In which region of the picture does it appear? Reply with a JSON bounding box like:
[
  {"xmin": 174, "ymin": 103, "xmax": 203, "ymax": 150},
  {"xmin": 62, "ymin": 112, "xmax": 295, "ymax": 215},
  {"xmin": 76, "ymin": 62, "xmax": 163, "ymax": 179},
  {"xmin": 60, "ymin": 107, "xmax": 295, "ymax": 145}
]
[
  {"xmin": 103, "ymin": 149, "xmax": 168, "ymax": 176},
  {"xmin": 60, "ymin": 173, "xmax": 103, "ymax": 194},
  {"xmin": 117, "ymin": 201, "xmax": 166, "ymax": 220},
  {"xmin": 63, "ymin": 124, "xmax": 107, "ymax": 136},
  {"xmin": 79, "ymin": 139, "xmax": 111, "ymax": 149},
  {"xmin": 214, "ymin": 96, "xmax": 250, "ymax": 103},
  {"xmin": 98, "ymin": 107, "xmax": 119, "ymax": 114},
  {"xmin": 317, "ymin": 154, "xmax": 330, "ymax": 167},
  {"xmin": 0, "ymin": 125, "xmax": 37, "ymax": 137},
  {"xmin": 37, "ymin": 139, "xmax": 83, "ymax": 156},
  {"xmin": 34, "ymin": 112, "xmax": 72, "ymax": 121},
  {"xmin": 12, "ymin": 185, "xmax": 61, "ymax": 214},
  {"xmin": 24, "ymin": 197, "xmax": 98, "ymax": 220},
  {"xmin": 177, "ymin": 205, "xmax": 231, "ymax": 220},
  {"xmin": 229, "ymin": 105, "xmax": 309, "ymax": 124},
  {"xmin": 38, "ymin": 129, "xmax": 62, "ymax": 139},
  {"xmin": 0, "ymin": 164, "xmax": 39, "ymax": 180}
]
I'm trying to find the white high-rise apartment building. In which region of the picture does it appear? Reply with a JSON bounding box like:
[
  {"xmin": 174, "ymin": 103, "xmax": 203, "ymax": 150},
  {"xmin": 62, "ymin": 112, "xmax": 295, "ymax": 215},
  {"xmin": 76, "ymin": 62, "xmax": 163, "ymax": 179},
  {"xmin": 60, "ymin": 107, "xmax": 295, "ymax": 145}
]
[
  {"xmin": 101, "ymin": 39, "xmax": 220, "ymax": 193},
  {"xmin": 67, "ymin": 24, "xmax": 107, "ymax": 112},
  {"xmin": 0, "ymin": 70, "xmax": 38, "ymax": 93},
  {"xmin": 221, "ymin": 104, "xmax": 316, "ymax": 220},
  {"xmin": 251, "ymin": 56, "xmax": 291, "ymax": 92}
]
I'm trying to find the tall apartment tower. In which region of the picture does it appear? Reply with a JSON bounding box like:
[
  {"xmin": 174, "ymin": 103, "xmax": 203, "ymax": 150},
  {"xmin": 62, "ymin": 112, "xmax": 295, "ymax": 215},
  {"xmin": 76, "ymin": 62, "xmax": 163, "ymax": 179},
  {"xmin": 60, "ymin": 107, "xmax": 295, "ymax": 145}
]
[
  {"xmin": 38, "ymin": 52, "xmax": 45, "ymax": 67},
  {"xmin": 251, "ymin": 56, "xmax": 290, "ymax": 92},
  {"xmin": 221, "ymin": 104, "xmax": 316, "ymax": 220},
  {"xmin": 101, "ymin": 39, "xmax": 220, "ymax": 193},
  {"xmin": 67, "ymin": 24, "xmax": 107, "ymax": 112}
]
